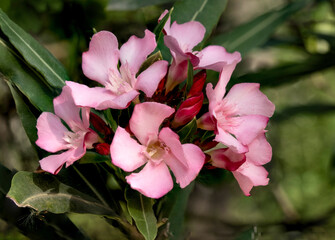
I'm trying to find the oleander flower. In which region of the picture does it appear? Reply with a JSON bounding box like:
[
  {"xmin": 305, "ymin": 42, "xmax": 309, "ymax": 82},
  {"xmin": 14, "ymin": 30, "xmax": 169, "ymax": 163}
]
[
  {"xmin": 208, "ymin": 133, "xmax": 272, "ymax": 196},
  {"xmin": 110, "ymin": 102, "xmax": 205, "ymax": 198},
  {"xmin": 36, "ymin": 86, "xmax": 99, "ymax": 174},
  {"xmin": 198, "ymin": 60, "xmax": 275, "ymax": 153},
  {"xmin": 66, "ymin": 30, "xmax": 168, "ymax": 110}
]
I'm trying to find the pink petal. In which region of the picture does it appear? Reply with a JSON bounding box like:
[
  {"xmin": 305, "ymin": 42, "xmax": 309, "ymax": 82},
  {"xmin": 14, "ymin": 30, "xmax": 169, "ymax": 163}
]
[
  {"xmin": 119, "ymin": 30, "xmax": 157, "ymax": 74},
  {"xmin": 224, "ymin": 83, "xmax": 275, "ymax": 117},
  {"xmin": 36, "ymin": 112, "xmax": 68, "ymax": 153},
  {"xmin": 53, "ymin": 86, "xmax": 82, "ymax": 131},
  {"xmin": 169, "ymin": 21, "xmax": 206, "ymax": 53},
  {"xmin": 209, "ymin": 148, "xmax": 246, "ymax": 171},
  {"xmin": 136, "ymin": 60, "xmax": 168, "ymax": 97},
  {"xmin": 158, "ymin": 9, "xmax": 170, "ymax": 34},
  {"xmin": 84, "ymin": 130, "xmax": 99, "ymax": 149},
  {"xmin": 81, "ymin": 107, "xmax": 90, "ymax": 129},
  {"xmin": 40, "ymin": 148, "xmax": 84, "ymax": 175},
  {"xmin": 165, "ymin": 143, "xmax": 205, "ymax": 188},
  {"xmin": 126, "ymin": 161, "xmax": 173, "ymax": 199},
  {"xmin": 65, "ymin": 141, "xmax": 87, "ymax": 167},
  {"xmin": 230, "ymin": 115, "xmax": 269, "ymax": 146},
  {"xmin": 197, "ymin": 112, "xmax": 216, "ymax": 131},
  {"xmin": 165, "ymin": 60, "xmax": 189, "ymax": 93},
  {"xmin": 212, "ymin": 61, "xmax": 239, "ymax": 102},
  {"xmin": 159, "ymin": 127, "xmax": 188, "ymax": 168},
  {"xmin": 130, "ymin": 102, "xmax": 174, "ymax": 145},
  {"xmin": 246, "ymin": 133, "xmax": 272, "ymax": 165},
  {"xmin": 66, "ymin": 81, "xmax": 139, "ymax": 110},
  {"xmin": 164, "ymin": 35, "xmax": 190, "ymax": 63},
  {"xmin": 215, "ymin": 127, "xmax": 248, "ymax": 153},
  {"xmin": 82, "ymin": 31, "xmax": 119, "ymax": 85},
  {"xmin": 110, "ymin": 127, "xmax": 147, "ymax": 172},
  {"xmin": 196, "ymin": 45, "xmax": 241, "ymax": 71},
  {"xmin": 233, "ymin": 162, "xmax": 269, "ymax": 196}
]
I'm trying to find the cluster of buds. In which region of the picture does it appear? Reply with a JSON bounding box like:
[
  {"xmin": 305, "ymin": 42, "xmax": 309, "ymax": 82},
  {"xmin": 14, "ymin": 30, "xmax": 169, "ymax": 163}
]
[{"xmin": 35, "ymin": 10, "xmax": 275, "ymax": 198}]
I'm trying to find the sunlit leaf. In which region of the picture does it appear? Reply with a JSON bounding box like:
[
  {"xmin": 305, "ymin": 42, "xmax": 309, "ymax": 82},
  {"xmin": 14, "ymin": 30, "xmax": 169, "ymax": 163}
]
[
  {"xmin": 7, "ymin": 171, "xmax": 117, "ymax": 216},
  {"xmin": 125, "ymin": 188, "xmax": 157, "ymax": 240}
]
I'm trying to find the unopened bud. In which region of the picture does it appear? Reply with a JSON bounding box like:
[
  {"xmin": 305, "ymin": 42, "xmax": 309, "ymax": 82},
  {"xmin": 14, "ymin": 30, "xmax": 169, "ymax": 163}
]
[{"xmin": 172, "ymin": 93, "xmax": 204, "ymax": 128}]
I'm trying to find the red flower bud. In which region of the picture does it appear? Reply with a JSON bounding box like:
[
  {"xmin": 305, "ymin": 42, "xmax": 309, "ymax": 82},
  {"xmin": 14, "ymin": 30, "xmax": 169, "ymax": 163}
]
[
  {"xmin": 94, "ymin": 143, "xmax": 110, "ymax": 155},
  {"xmin": 90, "ymin": 112, "xmax": 112, "ymax": 137},
  {"xmin": 172, "ymin": 92, "xmax": 204, "ymax": 128},
  {"xmin": 187, "ymin": 70, "xmax": 206, "ymax": 98}
]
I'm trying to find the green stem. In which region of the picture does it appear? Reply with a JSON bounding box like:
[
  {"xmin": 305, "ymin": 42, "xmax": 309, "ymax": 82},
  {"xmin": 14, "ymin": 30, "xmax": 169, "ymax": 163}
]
[{"xmin": 73, "ymin": 165, "xmax": 109, "ymax": 208}]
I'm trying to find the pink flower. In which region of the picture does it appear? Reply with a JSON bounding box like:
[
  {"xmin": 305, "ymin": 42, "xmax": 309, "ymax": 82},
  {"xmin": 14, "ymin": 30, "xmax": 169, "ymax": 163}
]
[
  {"xmin": 209, "ymin": 133, "xmax": 271, "ymax": 196},
  {"xmin": 110, "ymin": 102, "xmax": 205, "ymax": 198},
  {"xmin": 66, "ymin": 30, "xmax": 168, "ymax": 110},
  {"xmin": 36, "ymin": 86, "xmax": 99, "ymax": 174},
  {"xmin": 159, "ymin": 10, "xmax": 206, "ymax": 92},
  {"xmin": 198, "ymin": 60, "xmax": 275, "ymax": 153}
]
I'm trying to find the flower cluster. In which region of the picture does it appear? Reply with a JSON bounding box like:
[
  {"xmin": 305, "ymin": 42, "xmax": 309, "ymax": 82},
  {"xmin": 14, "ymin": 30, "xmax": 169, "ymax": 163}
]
[{"xmin": 35, "ymin": 11, "xmax": 275, "ymax": 198}]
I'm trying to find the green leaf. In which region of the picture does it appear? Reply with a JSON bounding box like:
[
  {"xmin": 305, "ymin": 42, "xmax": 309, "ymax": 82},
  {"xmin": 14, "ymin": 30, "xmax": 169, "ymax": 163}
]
[
  {"xmin": 125, "ymin": 188, "xmax": 157, "ymax": 240},
  {"xmin": 159, "ymin": 183, "xmax": 194, "ymax": 240},
  {"xmin": 177, "ymin": 118, "xmax": 198, "ymax": 143},
  {"xmin": 209, "ymin": 0, "xmax": 311, "ymax": 55},
  {"xmin": 153, "ymin": 8, "xmax": 173, "ymax": 39},
  {"xmin": 0, "ymin": 8, "xmax": 68, "ymax": 89},
  {"xmin": 230, "ymin": 54, "xmax": 335, "ymax": 88},
  {"xmin": 185, "ymin": 59, "xmax": 194, "ymax": 97},
  {"xmin": 7, "ymin": 82, "xmax": 39, "ymax": 149},
  {"xmin": 79, "ymin": 151, "xmax": 111, "ymax": 164},
  {"xmin": 138, "ymin": 51, "xmax": 163, "ymax": 75},
  {"xmin": 7, "ymin": 171, "xmax": 117, "ymax": 216},
  {"xmin": 0, "ymin": 38, "xmax": 54, "ymax": 112},
  {"xmin": 172, "ymin": 0, "xmax": 228, "ymax": 45},
  {"xmin": 107, "ymin": 0, "xmax": 175, "ymax": 11}
]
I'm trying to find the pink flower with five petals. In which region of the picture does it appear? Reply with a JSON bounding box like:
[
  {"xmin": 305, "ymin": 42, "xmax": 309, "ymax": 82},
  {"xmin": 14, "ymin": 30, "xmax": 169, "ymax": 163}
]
[
  {"xmin": 110, "ymin": 102, "xmax": 205, "ymax": 198},
  {"xmin": 198, "ymin": 60, "xmax": 275, "ymax": 153},
  {"xmin": 66, "ymin": 30, "xmax": 168, "ymax": 110},
  {"xmin": 36, "ymin": 86, "xmax": 99, "ymax": 174}
]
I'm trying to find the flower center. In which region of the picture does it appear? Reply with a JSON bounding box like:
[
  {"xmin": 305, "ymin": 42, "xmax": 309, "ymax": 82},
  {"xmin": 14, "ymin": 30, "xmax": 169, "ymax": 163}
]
[
  {"xmin": 145, "ymin": 140, "xmax": 170, "ymax": 162},
  {"xmin": 63, "ymin": 131, "xmax": 85, "ymax": 148},
  {"xmin": 214, "ymin": 101, "xmax": 240, "ymax": 131},
  {"xmin": 106, "ymin": 64, "xmax": 135, "ymax": 95}
]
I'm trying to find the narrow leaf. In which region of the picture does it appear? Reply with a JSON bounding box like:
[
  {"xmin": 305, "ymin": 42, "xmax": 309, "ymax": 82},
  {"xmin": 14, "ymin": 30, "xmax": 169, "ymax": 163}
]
[
  {"xmin": 107, "ymin": 0, "xmax": 175, "ymax": 11},
  {"xmin": 0, "ymin": 38, "xmax": 54, "ymax": 112},
  {"xmin": 185, "ymin": 60, "xmax": 194, "ymax": 97},
  {"xmin": 158, "ymin": 183, "xmax": 194, "ymax": 240},
  {"xmin": 230, "ymin": 54, "xmax": 335, "ymax": 88},
  {"xmin": 7, "ymin": 82, "xmax": 39, "ymax": 149},
  {"xmin": 125, "ymin": 188, "xmax": 157, "ymax": 240},
  {"xmin": 177, "ymin": 118, "xmax": 198, "ymax": 143},
  {"xmin": 209, "ymin": 0, "xmax": 311, "ymax": 55},
  {"xmin": 0, "ymin": 9, "xmax": 68, "ymax": 89},
  {"xmin": 172, "ymin": 0, "xmax": 228, "ymax": 44},
  {"xmin": 138, "ymin": 51, "xmax": 163, "ymax": 74},
  {"xmin": 7, "ymin": 171, "xmax": 117, "ymax": 216},
  {"xmin": 153, "ymin": 8, "xmax": 173, "ymax": 39}
]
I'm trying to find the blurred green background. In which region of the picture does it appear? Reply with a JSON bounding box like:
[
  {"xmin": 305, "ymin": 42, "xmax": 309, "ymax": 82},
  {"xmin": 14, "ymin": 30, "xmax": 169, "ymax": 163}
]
[{"xmin": 1, "ymin": 0, "xmax": 335, "ymax": 239}]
